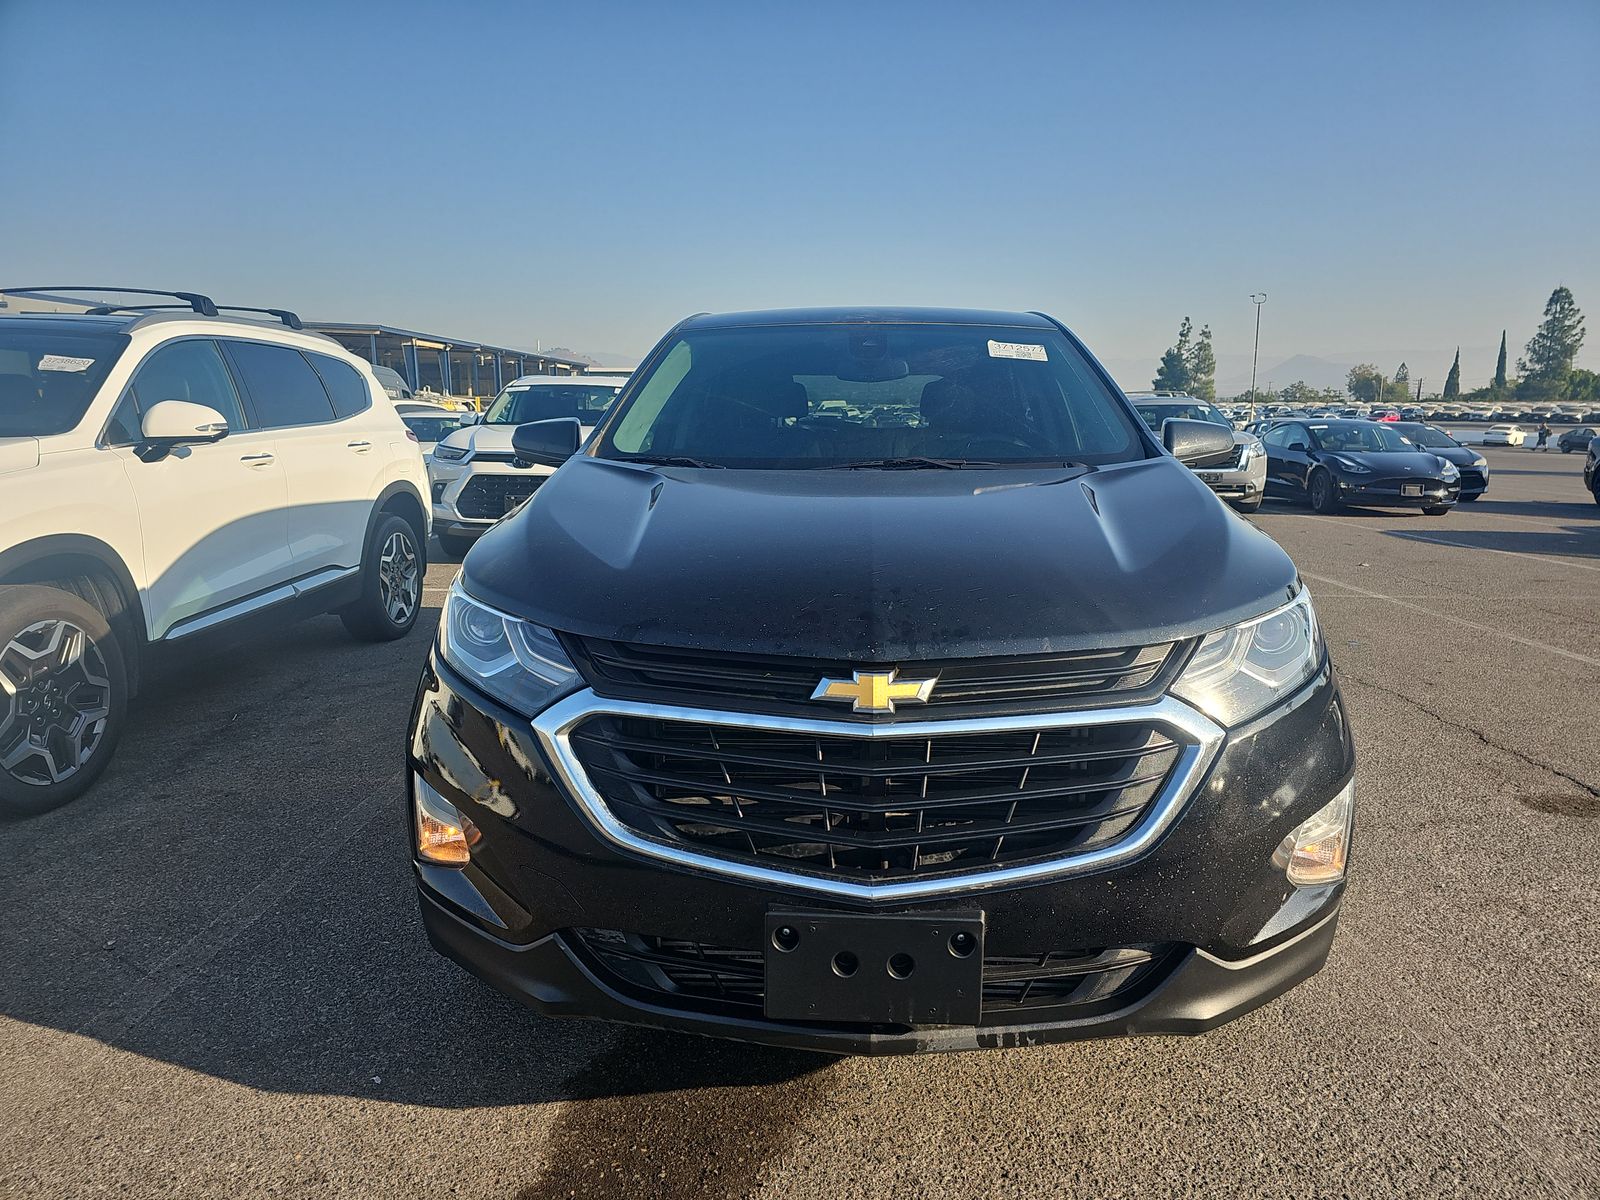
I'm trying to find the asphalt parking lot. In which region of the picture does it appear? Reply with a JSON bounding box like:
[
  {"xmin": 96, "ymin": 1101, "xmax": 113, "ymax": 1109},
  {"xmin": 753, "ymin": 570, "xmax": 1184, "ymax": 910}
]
[{"xmin": 2, "ymin": 444, "xmax": 1596, "ymax": 1200}]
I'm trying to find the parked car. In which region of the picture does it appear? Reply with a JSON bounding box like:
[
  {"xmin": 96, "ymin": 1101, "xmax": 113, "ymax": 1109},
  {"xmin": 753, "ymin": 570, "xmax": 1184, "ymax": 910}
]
[
  {"xmin": 372, "ymin": 364, "xmax": 415, "ymax": 402},
  {"xmin": 1585, "ymin": 436, "xmax": 1600, "ymax": 507},
  {"xmin": 0, "ymin": 286, "xmax": 431, "ymax": 814},
  {"xmin": 1126, "ymin": 392, "xmax": 1265, "ymax": 512},
  {"xmin": 1370, "ymin": 409, "xmax": 1401, "ymax": 422},
  {"xmin": 1390, "ymin": 422, "xmax": 1490, "ymax": 502},
  {"xmin": 1262, "ymin": 419, "xmax": 1459, "ymax": 514},
  {"xmin": 407, "ymin": 306, "xmax": 1354, "ymax": 1055},
  {"xmin": 1483, "ymin": 424, "xmax": 1527, "ymax": 446},
  {"xmin": 427, "ymin": 374, "xmax": 630, "ymax": 556},
  {"xmin": 1557, "ymin": 426, "xmax": 1596, "ymax": 453}
]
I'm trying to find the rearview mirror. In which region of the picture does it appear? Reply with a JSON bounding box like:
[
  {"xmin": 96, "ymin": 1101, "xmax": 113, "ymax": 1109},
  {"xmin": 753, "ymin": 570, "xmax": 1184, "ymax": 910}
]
[
  {"xmin": 1162, "ymin": 418, "xmax": 1236, "ymax": 467},
  {"xmin": 139, "ymin": 400, "xmax": 228, "ymax": 460},
  {"xmin": 511, "ymin": 417, "xmax": 581, "ymax": 467}
]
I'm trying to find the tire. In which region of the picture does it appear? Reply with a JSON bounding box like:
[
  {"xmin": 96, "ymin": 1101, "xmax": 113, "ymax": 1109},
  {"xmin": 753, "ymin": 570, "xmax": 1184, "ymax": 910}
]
[
  {"xmin": 1229, "ymin": 495, "xmax": 1263, "ymax": 513},
  {"xmin": 1561, "ymin": 445, "xmax": 1573, "ymax": 453},
  {"xmin": 1308, "ymin": 471, "xmax": 1340, "ymax": 514},
  {"xmin": 1459, "ymin": 492, "xmax": 1481, "ymax": 502},
  {"xmin": 1422, "ymin": 505, "xmax": 1452, "ymax": 516},
  {"xmin": 436, "ymin": 531, "xmax": 477, "ymax": 560},
  {"xmin": 0, "ymin": 584, "xmax": 128, "ymax": 817},
  {"xmin": 340, "ymin": 513, "xmax": 425, "ymax": 642}
]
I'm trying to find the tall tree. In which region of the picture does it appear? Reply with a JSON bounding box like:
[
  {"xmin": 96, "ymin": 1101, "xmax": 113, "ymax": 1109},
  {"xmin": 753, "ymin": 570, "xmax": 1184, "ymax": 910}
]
[
  {"xmin": 1443, "ymin": 348, "xmax": 1461, "ymax": 399},
  {"xmin": 1185, "ymin": 324, "xmax": 1216, "ymax": 400},
  {"xmin": 1494, "ymin": 331, "xmax": 1508, "ymax": 391},
  {"xmin": 1152, "ymin": 318, "xmax": 1194, "ymax": 393},
  {"xmin": 1347, "ymin": 363, "xmax": 1383, "ymax": 404},
  {"xmin": 1518, "ymin": 286, "xmax": 1586, "ymax": 388},
  {"xmin": 1394, "ymin": 362, "xmax": 1410, "ymax": 383}
]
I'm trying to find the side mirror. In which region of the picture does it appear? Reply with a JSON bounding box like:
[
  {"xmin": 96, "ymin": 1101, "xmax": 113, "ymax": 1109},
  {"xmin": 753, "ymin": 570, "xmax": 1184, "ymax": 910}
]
[
  {"xmin": 139, "ymin": 400, "xmax": 228, "ymax": 460},
  {"xmin": 511, "ymin": 417, "xmax": 581, "ymax": 467},
  {"xmin": 457, "ymin": 411, "xmax": 482, "ymax": 426},
  {"xmin": 1162, "ymin": 418, "xmax": 1236, "ymax": 467}
]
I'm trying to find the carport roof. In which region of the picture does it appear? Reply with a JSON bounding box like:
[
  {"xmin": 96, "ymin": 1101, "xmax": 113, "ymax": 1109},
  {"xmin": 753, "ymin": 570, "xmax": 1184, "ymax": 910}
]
[{"xmin": 306, "ymin": 321, "xmax": 589, "ymax": 368}]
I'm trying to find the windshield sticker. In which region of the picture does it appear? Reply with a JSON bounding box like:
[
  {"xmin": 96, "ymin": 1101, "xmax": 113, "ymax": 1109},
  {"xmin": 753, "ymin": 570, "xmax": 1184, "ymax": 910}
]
[
  {"xmin": 38, "ymin": 354, "xmax": 94, "ymax": 372},
  {"xmin": 987, "ymin": 340, "xmax": 1047, "ymax": 362}
]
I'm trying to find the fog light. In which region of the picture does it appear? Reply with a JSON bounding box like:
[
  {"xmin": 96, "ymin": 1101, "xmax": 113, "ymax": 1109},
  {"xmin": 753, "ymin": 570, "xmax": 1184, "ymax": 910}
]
[
  {"xmin": 414, "ymin": 776, "xmax": 478, "ymax": 866},
  {"xmin": 1274, "ymin": 781, "xmax": 1353, "ymax": 886}
]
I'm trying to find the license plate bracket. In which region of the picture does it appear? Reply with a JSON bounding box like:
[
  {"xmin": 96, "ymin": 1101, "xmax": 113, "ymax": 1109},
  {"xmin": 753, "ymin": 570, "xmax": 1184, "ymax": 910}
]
[
  {"xmin": 1196, "ymin": 471, "xmax": 1223, "ymax": 483},
  {"xmin": 763, "ymin": 909, "xmax": 984, "ymax": 1025},
  {"xmin": 1402, "ymin": 483, "xmax": 1423, "ymax": 497},
  {"xmin": 503, "ymin": 493, "xmax": 532, "ymax": 513}
]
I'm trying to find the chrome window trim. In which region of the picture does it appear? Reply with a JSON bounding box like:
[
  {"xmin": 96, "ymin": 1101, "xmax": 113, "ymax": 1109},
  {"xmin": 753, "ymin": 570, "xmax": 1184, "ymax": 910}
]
[{"xmin": 531, "ymin": 689, "xmax": 1225, "ymax": 903}]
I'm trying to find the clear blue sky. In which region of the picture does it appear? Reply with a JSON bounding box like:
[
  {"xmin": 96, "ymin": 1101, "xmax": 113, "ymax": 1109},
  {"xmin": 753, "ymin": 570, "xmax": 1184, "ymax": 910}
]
[{"xmin": 2, "ymin": 0, "xmax": 1595, "ymax": 388}]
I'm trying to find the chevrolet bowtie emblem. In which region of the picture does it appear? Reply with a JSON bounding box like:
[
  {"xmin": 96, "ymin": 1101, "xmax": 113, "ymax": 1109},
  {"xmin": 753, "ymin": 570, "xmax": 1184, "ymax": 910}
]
[{"xmin": 811, "ymin": 669, "xmax": 938, "ymax": 714}]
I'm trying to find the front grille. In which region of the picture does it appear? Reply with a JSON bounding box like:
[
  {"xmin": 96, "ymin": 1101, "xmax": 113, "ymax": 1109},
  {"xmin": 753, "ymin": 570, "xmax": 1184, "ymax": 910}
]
[
  {"xmin": 1459, "ymin": 468, "xmax": 1487, "ymax": 489},
  {"xmin": 563, "ymin": 638, "xmax": 1179, "ymax": 719},
  {"xmin": 567, "ymin": 714, "xmax": 1184, "ymax": 882},
  {"xmin": 571, "ymin": 929, "xmax": 1173, "ymax": 1022},
  {"xmin": 456, "ymin": 473, "xmax": 545, "ymax": 519}
]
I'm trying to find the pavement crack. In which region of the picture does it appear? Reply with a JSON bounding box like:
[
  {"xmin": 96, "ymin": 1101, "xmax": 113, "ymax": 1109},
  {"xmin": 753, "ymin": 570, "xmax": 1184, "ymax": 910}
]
[{"xmin": 1341, "ymin": 670, "xmax": 1600, "ymax": 799}]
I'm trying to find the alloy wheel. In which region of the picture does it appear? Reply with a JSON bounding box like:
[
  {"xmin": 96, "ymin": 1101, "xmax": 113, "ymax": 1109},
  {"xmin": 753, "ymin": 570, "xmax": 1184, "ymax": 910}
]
[
  {"xmin": 0, "ymin": 619, "xmax": 113, "ymax": 786},
  {"xmin": 377, "ymin": 530, "xmax": 420, "ymax": 626}
]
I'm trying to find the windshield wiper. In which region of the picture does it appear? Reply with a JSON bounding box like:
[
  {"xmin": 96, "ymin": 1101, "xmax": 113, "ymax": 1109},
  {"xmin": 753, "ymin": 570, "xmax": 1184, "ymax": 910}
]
[
  {"xmin": 615, "ymin": 453, "xmax": 725, "ymax": 469},
  {"xmin": 820, "ymin": 457, "xmax": 1001, "ymax": 470}
]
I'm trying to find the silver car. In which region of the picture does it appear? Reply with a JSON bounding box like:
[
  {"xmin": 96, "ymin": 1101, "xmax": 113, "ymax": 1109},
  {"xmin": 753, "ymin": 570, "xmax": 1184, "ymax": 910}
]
[{"xmin": 1127, "ymin": 393, "xmax": 1267, "ymax": 512}]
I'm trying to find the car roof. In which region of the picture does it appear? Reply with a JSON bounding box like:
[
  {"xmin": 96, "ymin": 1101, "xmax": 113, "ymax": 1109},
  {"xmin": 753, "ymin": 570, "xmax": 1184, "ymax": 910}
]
[
  {"xmin": 678, "ymin": 307, "xmax": 1058, "ymax": 331},
  {"xmin": 506, "ymin": 374, "xmax": 631, "ymax": 386},
  {"xmin": 0, "ymin": 312, "xmax": 139, "ymax": 334}
]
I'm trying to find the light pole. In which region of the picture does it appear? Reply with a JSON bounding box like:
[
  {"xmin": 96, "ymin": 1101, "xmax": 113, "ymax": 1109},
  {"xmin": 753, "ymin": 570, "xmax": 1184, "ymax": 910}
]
[{"xmin": 1248, "ymin": 293, "xmax": 1267, "ymax": 417}]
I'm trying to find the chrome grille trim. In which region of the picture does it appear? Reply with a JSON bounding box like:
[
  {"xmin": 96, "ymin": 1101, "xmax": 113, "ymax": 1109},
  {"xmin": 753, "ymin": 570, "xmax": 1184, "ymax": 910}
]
[{"xmin": 532, "ymin": 689, "xmax": 1224, "ymax": 902}]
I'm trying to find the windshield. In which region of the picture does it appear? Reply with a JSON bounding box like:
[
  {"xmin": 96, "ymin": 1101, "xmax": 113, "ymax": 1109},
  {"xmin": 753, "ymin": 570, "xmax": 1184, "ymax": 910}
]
[
  {"xmin": 1133, "ymin": 401, "xmax": 1230, "ymax": 431},
  {"xmin": 1308, "ymin": 422, "xmax": 1415, "ymax": 452},
  {"xmin": 0, "ymin": 326, "xmax": 129, "ymax": 437},
  {"xmin": 402, "ymin": 415, "xmax": 462, "ymax": 443},
  {"xmin": 596, "ymin": 323, "xmax": 1145, "ymax": 468},
  {"xmin": 483, "ymin": 383, "xmax": 621, "ymax": 424},
  {"xmin": 1395, "ymin": 424, "xmax": 1456, "ymax": 449}
]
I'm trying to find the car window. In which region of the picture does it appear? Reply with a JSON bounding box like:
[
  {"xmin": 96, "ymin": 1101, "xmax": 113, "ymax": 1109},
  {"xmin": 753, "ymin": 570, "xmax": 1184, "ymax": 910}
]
[
  {"xmin": 308, "ymin": 353, "xmax": 372, "ymax": 419},
  {"xmin": 0, "ymin": 326, "xmax": 130, "ymax": 438},
  {"xmin": 483, "ymin": 383, "xmax": 622, "ymax": 424},
  {"xmin": 601, "ymin": 323, "xmax": 1145, "ymax": 468},
  {"xmin": 224, "ymin": 341, "xmax": 337, "ymax": 428},
  {"xmin": 123, "ymin": 339, "xmax": 247, "ymax": 442}
]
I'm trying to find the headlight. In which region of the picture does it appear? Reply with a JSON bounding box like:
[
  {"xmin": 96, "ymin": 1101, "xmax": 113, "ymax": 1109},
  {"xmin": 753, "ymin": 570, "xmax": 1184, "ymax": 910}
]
[
  {"xmin": 1328, "ymin": 455, "xmax": 1370, "ymax": 473},
  {"xmin": 1438, "ymin": 459, "xmax": 1459, "ymax": 480},
  {"xmin": 1241, "ymin": 438, "xmax": 1264, "ymax": 461},
  {"xmin": 438, "ymin": 580, "xmax": 580, "ymax": 715},
  {"xmin": 1273, "ymin": 781, "xmax": 1353, "ymax": 886},
  {"xmin": 433, "ymin": 444, "xmax": 468, "ymax": 461},
  {"xmin": 1472, "ymin": 456, "xmax": 1487, "ymax": 468},
  {"xmin": 1172, "ymin": 590, "xmax": 1323, "ymax": 726}
]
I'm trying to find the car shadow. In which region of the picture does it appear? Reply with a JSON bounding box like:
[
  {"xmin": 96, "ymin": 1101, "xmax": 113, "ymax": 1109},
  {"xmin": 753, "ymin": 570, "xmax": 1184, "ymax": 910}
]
[
  {"xmin": 0, "ymin": 599, "xmax": 828, "ymax": 1109},
  {"xmin": 1385, "ymin": 524, "xmax": 1600, "ymax": 561}
]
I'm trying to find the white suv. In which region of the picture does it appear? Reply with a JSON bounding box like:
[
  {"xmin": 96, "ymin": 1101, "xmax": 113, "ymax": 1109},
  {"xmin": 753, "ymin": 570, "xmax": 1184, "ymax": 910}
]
[
  {"xmin": 428, "ymin": 374, "xmax": 629, "ymax": 556},
  {"xmin": 0, "ymin": 288, "xmax": 431, "ymax": 814}
]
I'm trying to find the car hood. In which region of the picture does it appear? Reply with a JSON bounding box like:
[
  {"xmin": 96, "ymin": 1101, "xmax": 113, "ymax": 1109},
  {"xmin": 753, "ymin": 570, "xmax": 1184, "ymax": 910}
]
[
  {"xmin": 437, "ymin": 422, "xmax": 598, "ymax": 457},
  {"xmin": 1318, "ymin": 450, "xmax": 1453, "ymax": 476},
  {"xmin": 1420, "ymin": 445, "xmax": 1481, "ymax": 466},
  {"xmin": 0, "ymin": 438, "xmax": 40, "ymax": 475},
  {"xmin": 462, "ymin": 456, "xmax": 1300, "ymax": 661}
]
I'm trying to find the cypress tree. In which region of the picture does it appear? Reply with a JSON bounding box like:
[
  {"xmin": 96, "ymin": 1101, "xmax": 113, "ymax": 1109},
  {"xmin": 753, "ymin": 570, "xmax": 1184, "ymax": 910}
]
[
  {"xmin": 1494, "ymin": 331, "xmax": 1508, "ymax": 391},
  {"xmin": 1443, "ymin": 348, "xmax": 1461, "ymax": 399}
]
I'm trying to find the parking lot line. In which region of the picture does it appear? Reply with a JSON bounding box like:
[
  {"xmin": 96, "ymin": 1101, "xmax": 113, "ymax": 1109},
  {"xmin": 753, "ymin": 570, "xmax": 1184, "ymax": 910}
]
[{"xmin": 1300, "ymin": 569, "xmax": 1600, "ymax": 667}]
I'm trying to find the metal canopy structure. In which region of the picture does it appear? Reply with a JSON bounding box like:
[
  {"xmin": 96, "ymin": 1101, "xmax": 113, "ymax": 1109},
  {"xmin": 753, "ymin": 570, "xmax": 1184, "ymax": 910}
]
[{"xmin": 306, "ymin": 321, "xmax": 590, "ymax": 401}]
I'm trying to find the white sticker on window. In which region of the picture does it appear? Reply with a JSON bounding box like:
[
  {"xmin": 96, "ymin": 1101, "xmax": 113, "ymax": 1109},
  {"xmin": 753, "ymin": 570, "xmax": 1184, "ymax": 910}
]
[
  {"xmin": 38, "ymin": 354, "xmax": 94, "ymax": 372},
  {"xmin": 987, "ymin": 340, "xmax": 1046, "ymax": 361}
]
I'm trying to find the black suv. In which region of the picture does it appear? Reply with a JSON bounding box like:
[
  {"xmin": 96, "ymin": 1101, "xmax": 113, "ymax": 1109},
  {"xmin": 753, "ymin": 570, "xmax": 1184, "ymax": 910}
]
[{"xmin": 407, "ymin": 308, "xmax": 1355, "ymax": 1055}]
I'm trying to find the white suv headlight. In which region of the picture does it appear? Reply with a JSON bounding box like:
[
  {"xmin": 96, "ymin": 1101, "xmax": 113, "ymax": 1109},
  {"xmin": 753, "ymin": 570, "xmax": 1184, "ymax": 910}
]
[
  {"xmin": 1171, "ymin": 590, "xmax": 1323, "ymax": 726},
  {"xmin": 439, "ymin": 580, "xmax": 580, "ymax": 715}
]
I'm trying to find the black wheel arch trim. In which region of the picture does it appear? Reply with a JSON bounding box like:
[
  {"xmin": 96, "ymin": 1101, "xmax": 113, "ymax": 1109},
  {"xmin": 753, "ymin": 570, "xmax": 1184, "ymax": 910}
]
[
  {"xmin": 368, "ymin": 481, "xmax": 429, "ymax": 553},
  {"xmin": 0, "ymin": 535, "xmax": 147, "ymax": 690}
]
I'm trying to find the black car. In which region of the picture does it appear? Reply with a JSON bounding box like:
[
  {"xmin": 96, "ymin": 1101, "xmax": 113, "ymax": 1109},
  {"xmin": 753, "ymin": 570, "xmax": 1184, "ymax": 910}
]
[
  {"xmin": 1558, "ymin": 426, "xmax": 1597, "ymax": 454},
  {"xmin": 1263, "ymin": 419, "xmax": 1460, "ymax": 514},
  {"xmin": 407, "ymin": 308, "xmax": 1355, "ymax": 1055},
  {"xmin": 1584, "ymin": 436, "xmax": 1600, "ymax": 507},
  {"xmin": 1390, "ymin": 422, "xmax": 1490, "ymax": 502}
]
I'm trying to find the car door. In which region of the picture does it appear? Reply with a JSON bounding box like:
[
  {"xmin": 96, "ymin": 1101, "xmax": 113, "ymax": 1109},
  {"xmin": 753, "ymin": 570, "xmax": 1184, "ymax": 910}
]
[
  {"xmin": 1261, "ymin": 424, "xmax": 1297, "ymax": 495},
  {"xmin": 222, "ymin": 340, "xmax": 374, "ymax": 581},
  {"xmin": 1274, "ymin": 423, "xmax": 1316, "ymax": 493},
  {"xmin": 106, "ymin": 337, "xmax": 294, "ymax": 639}
]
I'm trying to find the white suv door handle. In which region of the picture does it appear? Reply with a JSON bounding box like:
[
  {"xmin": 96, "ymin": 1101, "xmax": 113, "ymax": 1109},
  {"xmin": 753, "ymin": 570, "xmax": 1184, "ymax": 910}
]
[
  {"xmin": 240, "ymin": 452, "xmax": 275, "ymax": 466},
  {"xmin": 347, "ymin": 440, "xmax": 372, "ymax": 452}
]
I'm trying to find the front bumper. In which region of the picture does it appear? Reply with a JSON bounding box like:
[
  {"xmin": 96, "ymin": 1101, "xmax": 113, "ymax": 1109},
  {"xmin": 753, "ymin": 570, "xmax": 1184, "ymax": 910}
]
[
  {"xmin": 1334, "ymin": 475, "xmax": 1459, "ymax": 508},
  {"xmin": 1191, "ymin": 450, "xmax": 1266, "ymax": 501},
  {"xmin": 407, "ymin": 654, "xmax": 1355, "ymax": 1054},
  {"xmin": 428, "ymin": 457, "xmax": 554, "ymax": 532}
]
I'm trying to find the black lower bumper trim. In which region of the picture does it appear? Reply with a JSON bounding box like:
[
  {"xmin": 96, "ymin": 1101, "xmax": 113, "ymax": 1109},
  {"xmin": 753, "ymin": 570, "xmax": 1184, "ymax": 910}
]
[{"xmin": 418, "ymin": 889, "xmax": 1341, "ymax": 1056}]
